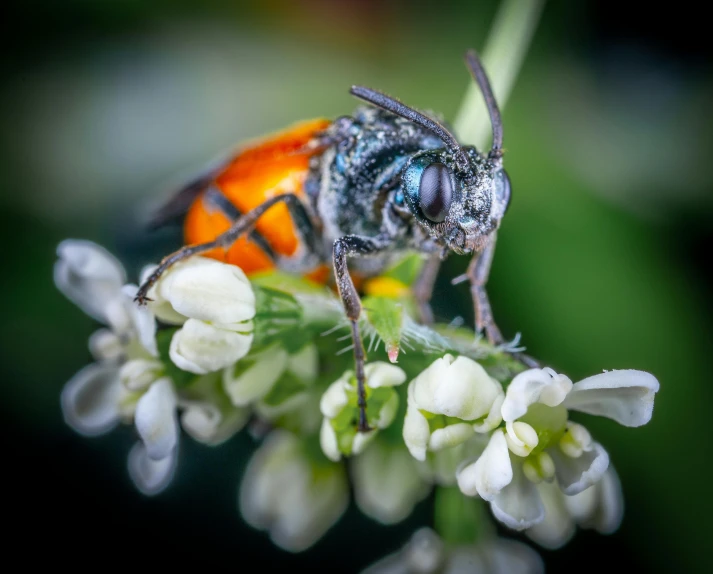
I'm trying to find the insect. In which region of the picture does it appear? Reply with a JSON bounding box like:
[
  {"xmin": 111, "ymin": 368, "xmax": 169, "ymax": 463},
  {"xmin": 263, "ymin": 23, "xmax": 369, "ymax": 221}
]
[{"xmin": 136, "ymin": 49, "xmax": 524, "ymax": 432}]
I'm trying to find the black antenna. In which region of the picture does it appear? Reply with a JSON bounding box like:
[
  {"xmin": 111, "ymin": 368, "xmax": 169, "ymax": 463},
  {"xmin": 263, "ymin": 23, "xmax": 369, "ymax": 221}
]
[
  {"xmin": 464, "ymin": 49, "xmax": 503, "ymax": 156},
  {"xmin": 350, "ymin": 85, "xmax": 461, "ymax": 152}
]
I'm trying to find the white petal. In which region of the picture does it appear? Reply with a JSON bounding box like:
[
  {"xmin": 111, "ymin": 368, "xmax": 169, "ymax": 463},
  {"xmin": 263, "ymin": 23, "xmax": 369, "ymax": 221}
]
[
  {"xmin": 118, "ymin": 358, "xmax": 163, "ymax": 391},
  {"xmin": 403, "ymin": 394, "xmax": 430, "ymax": 461},
  {"xmin": 88, "ymin": 329, "xmax": 123, "ymax": 362},
  {"xmin": 565, "ymin": 466, "xmax": 624, "ymax": 534},
  {"xmin": 505, "ymin": 421, "xmax": 539, "ymax": 457},
  {"xmin": 170, "ymin": 319, "xmax": 253, "ymax": 374},
  {"xmin": 428, "ymin": 355, "xmax": 502, "ymax": 421},
  {"xmin": 135, "ymin": 378, "xmax": 178, "ymax": 460},
  {"xmin": 491, "ymin": 461, "xmax": 545, "ymax": 530},
  {"xmin": 549, "ymin": 441, "xmax": 610, "ymax": 495},
  {"xmin": 352, "ymin": 430, "xmax": 377, "ymax": 455},
  {"xmin": 320, "ymin": 377, "xmax": 350, "ymax": 419},
  {"xmin": 270, "ymin": 465, "xmax": 348, "ymax": 552},
  {"xmin": 526, "ymin": 481, "xmax": 575, "ymax": 549},
  {"xmin": 376, "ymin": 391, "xmax": 399, "ymax": 429},
  {"xmin": 364, "ymin": 527, "xmax": 444, "ymax": 574},
  {"xmin": 563, "ymin": 369, "xmax": 660, "ymax": 427},
  {"xmin": 457, "ymin": 429, "xmax": 512, "ymax": 500},
  {"xmin": 222, "ymin": 345, "xmax": 288, "ymax": 406},
  {"xmin": 429, "ymin": 423, "xmax": 474, "ymax": 451},
  {"xmin": 472, "ymin": 392, "xmax": 504, "ymax": 433},
  {"xmin": 54, "ymin": 240, "xmax": 126, "ymax": 323},
  {"xmin": 320, "ymin": 418, "xmax": 341, "ymax": 462},
  {"xmin": 558, "ymin": 421, "xmax": 592, "ymax": 458},
  {"xmin": 364, "ymin": 362, "xmax": 407, "ymax": 388},
  {"xmin": 180, "ymin": 400, "xmax": 249, "ymax": 446},
  {"xmin": 480, "ymin": 539, "xmax": 545, "ymax": 574},
  {"xmin": 61, "ymin": 363, "xmax": 122, "ymax": 436},
  {"xmin": 239, "ymin": 431, "xmax": 298, "ymax": 531},
  {"xmin": 352, "ymin": 443, "xmax": 430, "ymax": 525},
  {"xmin": 287, "ymin": 343, "xmax": 319, "ymax": 383},
  {"xmin": 410, "ymin": 355, "xmax": 448, "ymax": 414},
  {"xmin": 121, "ymin": 284, "xmax": 158, "ymax": 357},
  {"xmin": 157, "ymin": 257, "xmax": 255, "ymax": 323},
  {"xmin": 127, "ymin": 441, "xmax": 177, "ymax": 496},
  {"xmin": 239, "ymin": 431, "xmax": 348, "ymax": 552},
  {"xmin": 501, "ymin": 368, "xmax": 573, "ymax": 422}
]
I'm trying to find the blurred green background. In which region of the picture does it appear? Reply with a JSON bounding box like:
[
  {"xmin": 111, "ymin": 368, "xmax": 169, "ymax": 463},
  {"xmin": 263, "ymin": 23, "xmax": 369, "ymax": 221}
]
[{"xmin": 2, "ymin": 0, "xmax": 711, "ymax": 571}]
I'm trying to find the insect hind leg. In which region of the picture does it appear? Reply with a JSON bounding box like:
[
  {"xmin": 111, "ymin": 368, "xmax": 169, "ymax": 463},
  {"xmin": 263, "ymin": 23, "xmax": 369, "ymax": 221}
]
[
  {"xmin": 332, "ymin": 234, "xmax": 389, "ymax": 433},
  {"xmin": 135, "ymin": 193, "xmax": 315, "ymax": 305}
]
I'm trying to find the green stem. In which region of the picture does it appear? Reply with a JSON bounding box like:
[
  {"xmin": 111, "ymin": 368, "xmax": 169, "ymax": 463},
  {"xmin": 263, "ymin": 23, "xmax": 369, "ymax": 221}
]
[
  {"xmin": 453, "ymin": 0, "xmax": 545, "ymax": 149},
  {"xmin": 434, "ymin": 486, "xmax": 493, "ymax": 546}
]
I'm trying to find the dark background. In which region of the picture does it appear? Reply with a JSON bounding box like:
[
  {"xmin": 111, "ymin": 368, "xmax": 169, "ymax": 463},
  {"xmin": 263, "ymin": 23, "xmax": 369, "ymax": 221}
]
[{"xmin": 2, "ymin": 0, "xmax": 711, "ymax": 571}]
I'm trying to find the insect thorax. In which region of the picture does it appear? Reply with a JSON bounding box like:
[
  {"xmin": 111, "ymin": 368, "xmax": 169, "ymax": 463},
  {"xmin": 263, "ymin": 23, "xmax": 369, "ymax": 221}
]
[{"xmin": 308, "ymin": 107, "xmax": 444, "ymax": 273}]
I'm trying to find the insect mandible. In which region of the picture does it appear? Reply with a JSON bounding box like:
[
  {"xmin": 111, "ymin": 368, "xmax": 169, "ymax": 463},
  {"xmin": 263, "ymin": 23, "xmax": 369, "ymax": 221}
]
[{"xmin": 135, "ymin": 49, "xmax": 528, "ymax": 433}]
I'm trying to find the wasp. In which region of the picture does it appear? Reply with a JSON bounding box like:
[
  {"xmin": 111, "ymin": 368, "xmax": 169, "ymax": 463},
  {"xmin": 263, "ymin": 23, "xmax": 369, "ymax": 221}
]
[{"xmin": 136, "ymin": 49, "xmax": 525, "ymax": 432}]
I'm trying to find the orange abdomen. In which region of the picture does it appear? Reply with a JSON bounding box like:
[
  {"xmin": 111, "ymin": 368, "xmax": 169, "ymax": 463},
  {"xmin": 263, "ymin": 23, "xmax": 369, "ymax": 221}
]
[{"xmin": 184, "ymin": 119, "xmax": 330, "ymax": 276}]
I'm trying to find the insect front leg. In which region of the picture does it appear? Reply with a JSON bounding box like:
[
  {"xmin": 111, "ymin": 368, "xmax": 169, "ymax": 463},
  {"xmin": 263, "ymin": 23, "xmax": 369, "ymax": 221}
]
[
  {"xmin": 135, "ymin": 193, "xmax": 314, "ymax": 304},
  {"xmin": 333, "ymin": 234, "xmax": 389, "ymax": 433},
  {"xmin": 412, "ymin": 254, "xmax": 442, "ymax": 325},
  {"xmin": 467, "ymin": 233, "xmax": 502, "ymax": 345},
  {"xmin": 467, "ymin": 233, "xmax": 539, "ymax": 368}
]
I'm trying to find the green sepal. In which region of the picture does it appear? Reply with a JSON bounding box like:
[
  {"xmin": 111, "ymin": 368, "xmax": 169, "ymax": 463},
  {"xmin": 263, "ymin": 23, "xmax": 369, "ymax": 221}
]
[
  {"xmin": 337, "ymin": 424, "xmax": 357, "ymax": 456},
  {"xmin": 363, "ymin": 295, "xmax": 403, "ymax": 361},
  {"xmin": 155, "ymin": 328, "xmax": 199, "ymax": 389},
  {"xmin": 365, "ymin": 386, "xmax": 396, "ymax": 424},
  {"xmin": 251, "ymin": 286, "xmax": 304, "ymax": 352},
  {"xmin": 330, "ymin": 404, "xmax": 355, "ymax": 432},
  {"xmin": 261, "ymin": 371, "xmax": 308, "ymax": 407}
]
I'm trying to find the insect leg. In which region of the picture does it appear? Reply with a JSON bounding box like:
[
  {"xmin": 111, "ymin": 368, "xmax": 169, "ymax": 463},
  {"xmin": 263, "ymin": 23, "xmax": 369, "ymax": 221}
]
[
  {"xmin": 412, "ymin": 254, "xmax": 442, "ymax": 325},
  {"xmin": 467, "ymin": 233, "xmax": 502, "ymax": 345},
  {"xmin": 467, "ymin": 233, "xmax": 539, "ymax": 368},
  {"xmin": 135, "ymin": 193, "xmax": 313, "ymax": 304},
  {"xmin": 204, "ymin": 186, "xmax": 276, "ymax": 260},
  {"xmin": 333, "ymin": 234, "xmax": 389, "ymax": 433}
]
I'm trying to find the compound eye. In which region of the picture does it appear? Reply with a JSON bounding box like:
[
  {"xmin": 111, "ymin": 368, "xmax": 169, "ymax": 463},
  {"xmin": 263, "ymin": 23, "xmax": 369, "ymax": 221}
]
[{"xmin": 419, "ymin": 162, "xmax": 453, "ymax": 223}]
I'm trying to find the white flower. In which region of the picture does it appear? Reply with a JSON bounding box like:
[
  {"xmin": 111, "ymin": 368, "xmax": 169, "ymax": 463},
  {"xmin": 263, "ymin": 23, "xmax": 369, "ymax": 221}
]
[
  {"xmin": 362, "ymin": 527, "xmax": 544, "ymax": 574},
  {"xmin": 56, "ymin": 241, "xmax": 252, "ymax": 496},
  {"xmin": 239, "ymin": 430, "xmax": 349, "ymax": 552},
  {"xmin": 179, "ymin": 372, "xmax": 250, "ymax": 446},
  {"xmin": 223, "ymin": 343, "xmax": 289, "ymax": 406},
  {"xmin": 403, "ymin": 354, "xmax": 503, "ymax": 461},
  {"xmin": 57, "ymin": 241, "xmax": 158, "ymax": 437},
  {"xmin": 526, "ymin": 466, "xmax": 624, "ymax": 549},
  {"xmin": 54, "ymin": 239, "xmax": 127, "ymax": 324},
  {"xmin": 319, "ymin": 362, "xmax": 406, "ymax": 461},
  {"xmin": 146, "ymin": 257, "xmax": 256, "ymax": 374},
  {"xmin": 128, "ymin": 377, "xmax": 180, "ymax": 495},
  {"xmin": 61, "ymin": 363, "xmax": 132, "ymax": 437},
  {"xmin": 457, "ymin": 368, "xmax": 658, "ymax": 531},
  {"xmin": 351, "ymin": 440, "xmax": 430, "ymax": 525}
]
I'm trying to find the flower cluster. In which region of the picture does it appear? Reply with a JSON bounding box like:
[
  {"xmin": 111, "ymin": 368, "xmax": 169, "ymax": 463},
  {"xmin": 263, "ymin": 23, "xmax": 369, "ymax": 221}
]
[{"xmin": 56, "ymin": 240, "xmax": 660, "ymax": 570}]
